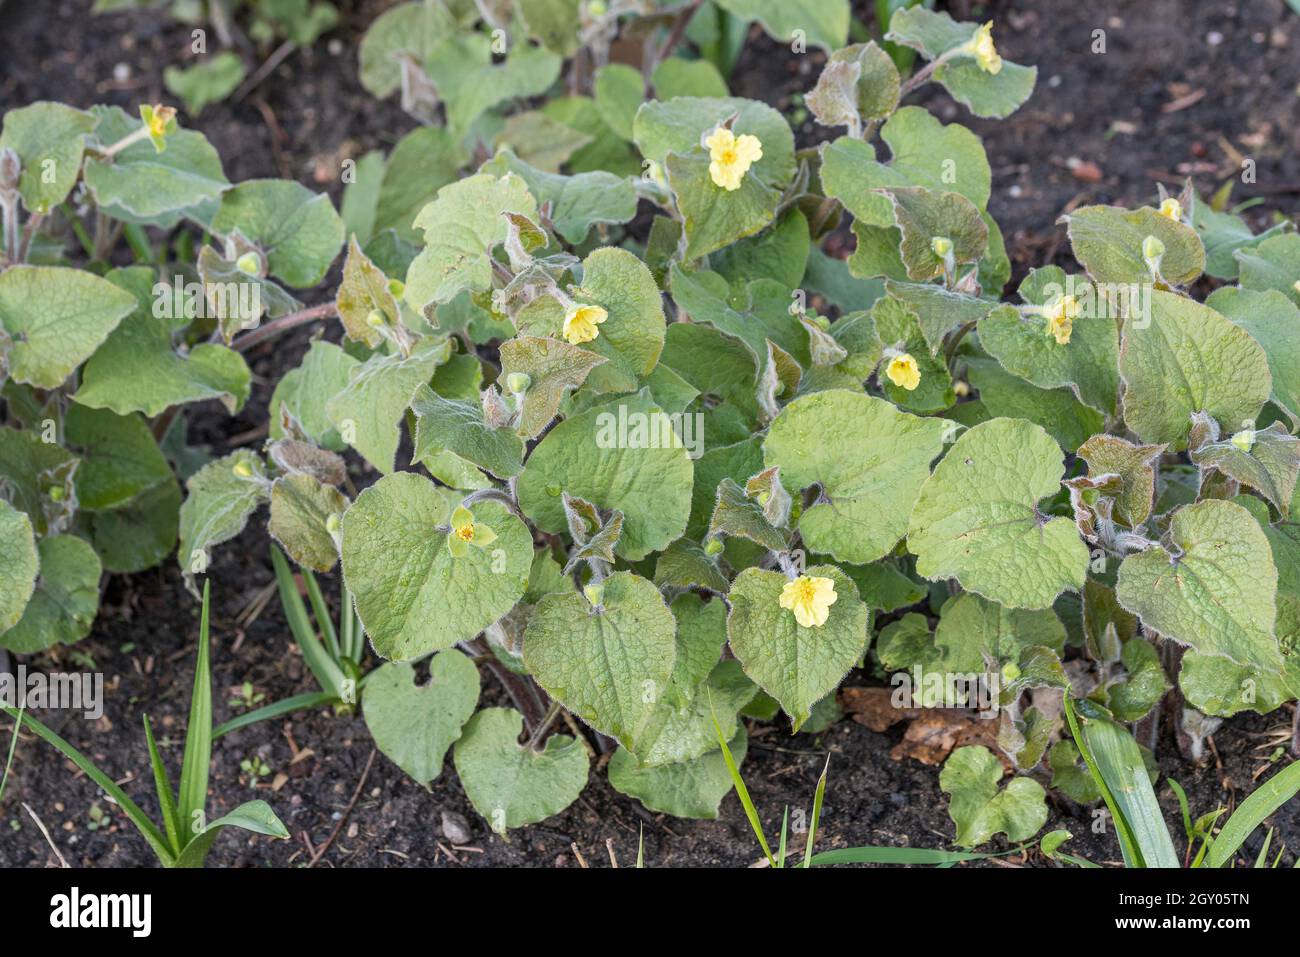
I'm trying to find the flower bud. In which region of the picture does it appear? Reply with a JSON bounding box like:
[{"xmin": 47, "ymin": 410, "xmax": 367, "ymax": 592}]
[
  {"xmin": 235, "ymin": 251, "xmax": 260, "ymax": 276},
  {"xmin": 930, "ymin": 236, "xmax": 954, "ymax": 259},
  {"xmin": 583, "ymin": 581, "xmax": 605, "ymax": 607},
  {"xmin": 1141, "ymin": 235, "xmax": 1165, "ymax": 261},
  {"xmin": 703, "ymin": 537, "xmax": 724, "ymax": 557},
  {"xmin": 47, "ymin": 485, "xmax": 65, "ymax": 502},
  {"xmin": 365, "ymin": 308, "xmax": 386, "ymax": 328},
  {"xmin": 387, "ymin": 278, "xmax": 405, "ymax": 298},
  {"xmin": 325, "ymin": 512, "xmax": 341, "ymax": 535},
  {"xmin": 505, "ymin": 371, "xmax": 532, "ymax": 394},
  {"xmin": 232, "ymin": 460, "xmax": 254, "ymax": 479},
  {"xmin": 1230, "ymin": 429, "xmax": 1254, "ymax": 453},
  {"xmin": 1000, "ymin": 661, "xmax": 1021, "ymax": 683}
]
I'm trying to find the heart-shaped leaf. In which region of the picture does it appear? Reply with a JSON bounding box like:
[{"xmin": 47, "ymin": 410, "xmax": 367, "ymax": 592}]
[{"xmin": 363, "ymin": 650, "xmax": 481, "ymax": 786}]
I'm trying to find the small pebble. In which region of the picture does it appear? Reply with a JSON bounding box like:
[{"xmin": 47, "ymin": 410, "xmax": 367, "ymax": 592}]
[
  {"xmin": 113, "ymin": 62, "xmax": 131, "ymax": 82},
  {"xmin": 1207, "ymin": 31, "xmax": 1224, "ymax": 46},
  {"xmin": 441, "ymin": 810, "xmax": 472, "ymax": 845}
]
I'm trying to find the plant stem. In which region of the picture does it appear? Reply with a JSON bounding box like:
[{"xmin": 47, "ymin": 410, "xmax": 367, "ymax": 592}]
[
  {"xmin": 99, "ymin": 125, "xmax": 152, "ymax": 160},
  {"xmin": 898, "ymin": 57, "xmax": 939, "ymax": 98},
  {"xmin": 230, "ymin": 302, "xmax": 337, "ymax": 353},
  {"xmin": 526, "ymin": 701, "xmax": 563, "ymax": 750},
  {"xmin": 656, "ymin": 0, "xmax": 704, "ymax": 65}
]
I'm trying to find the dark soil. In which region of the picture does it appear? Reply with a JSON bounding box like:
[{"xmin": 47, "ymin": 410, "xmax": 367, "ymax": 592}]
[{"xmin": 1, "ymin": 0, "xmax": 1298, "ymax": 868}]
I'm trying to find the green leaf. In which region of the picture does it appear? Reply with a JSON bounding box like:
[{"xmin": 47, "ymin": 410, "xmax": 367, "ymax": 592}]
[
  {"xmin": 940, "ymin": 745, "xmax": 1048, "ymax": 848},
  {"xmin": 966, "ymin": 357, "xmax": 1104, "ymax": 453},
  {"xmin": 340, "ymin": 472, "xmax": 532, "ymax": 660},
  {"xmin": 524, "ymin": 571, "xmax": 677, "ymax": 750},
  {"xmin": 428, "ymin": 39, "xmax": 562, "ymax": 135},
  {"xmin": 267, "ymin": 339, "xmax": 358, "ymax": 451},
  {"xmin": 1048, "ymin": 739, "xmax": 1102, "ymax": 804},
  {"xmin": 593, "ymin": 64, "xmax": 645, "ymax": 141},
  {"xmin": 0, "ymin": 266, "xmax": 138, "ymax": 389},
  {"xmin": 978, "ymin": 267, "xmax": 1119, "ymax": 415},
  {"xmin": 0, "ymin": 500, "xmax": 38, "ymax": 633},
  {"xmin": 177, "ymin": 450, "xmax": 270, "ymax": 590},
  {"xmin": 1208, "ymin": 760, "xmax": 1300, "ymax": 867},
  {"xmin": 1192, "ymin": 422, "xmax": 1300, "ymax": 516},
  {"xmin": 1076, "ymin": 434, "xmax": 1164, "ymax": 529},
  {"xmin": 371, "ymin": 127, "xmax": 465, "ymax": 242},
  {"xmin": 177, "ymin": 581, "xmax": 213, "ymax": 846},
  {"xmin": 879, "ymin": 187, "xmax": 988, "ymax": 281},
  {"xmin": 669, "ymin": 267, "xmax": 808, "ymax": 369},
  {"xmin": 0, "ymin": 102, "xmax": 97, "ymax": 213},
  {"xmin": 517, "ymin": 391, "xmax": 694, "ymax": 561},
  {"xmin": 632, "ymin": 659, "xmax": 758, "ymax": 766},
  {"xmin": 211, "ymin": 180, "xmax": 344, "ymax": 288},
  {"xmin": 268, "ymin": 474, "xmax": 347, "ymax": 573},
  {"xmin": 82, "ymin": 106, "xmax": 229, "ymax": 222},
  {"xmin": 1117, "ymin": 499, "xmax": 1283, "ymax": 672},
  {"xmin": 765, "ymin": 390, "xmax": 949, "ymax": 564},
  {"xmin": 1206, "ymin": 286, "xmax": 1300, "ymax": 426},
  {"xmin": 652, "ymin": 57, "xmax": 730, "ymax": 100},
  {"xmin": 175, "ymin": 800, "xmax": 289, "ymax": 868},
  {"xmin": 714, "ymin": 0, "xmax": 849, "ymax": 51},
  {"xmin": 515, "ymin": 247, "xmax": 665, "ymax": 394},
  {"xmin": 1193, "ymin": 200, "xmax": 1294, "ymax": 280},
  {"xmin": 1119, "ymin": 290, "xmax": 1270, "ymax": 450},
  {"xmin": 325, "ymin": 339, "xmax": 449, "ymax": 474},
  {"xmin": 411, "ymin": 386, "xmax": 524, "ymax": 479},
  {"xmin": 453, "ymin": 707, "xmax": 589, "ymax": 835},
  {"xmin": 335, "ymin": 235, "xmax": 401, "ymax": 348},
  {"xmin": 1235, "ymin": 232, "xmax": 1300, "ymax": 306},
  {"xmin": 0, "ymin": 426, "xmax": 77, "ymax": 537},
  {"xmin": 403, "ymin": 172, "xmax": 538, "ymax": 310},
  {"xmin": 78, "ymin": 477, "xmax": 181, "ymax": 574},
  {"xmin": 907, "ymin": 418, "xmax": 1089, "ymax": 609},
  {"xmin": 883, "ymin": 280, "xmax": 996, "ymax": 356},
  {"xmin": 726, "ymin": 564, "xmax": 870, "ymax": 730},
  {"xmin": 362, "ymin": 651, "xmax": 481, "ymax": 787},
  {"xmin": 934, "ymin": 592, "xmax": 1066, "ymax": 673},
  {"xmin": 820, "ymin": 108, "xmax": 991, "ymax": 226},
  {"xmin": 63, "ymin": 404, "xmax": 171, "ymax": 511},
  {"xmin": 163, "ymin": 52, "xmax": 247, "ymax": 115},
  {"xmin": 498, "ymin": 335, "xmax": 607, "ymax": 440},
  {"xmin": 0, "ymin": 535, "xmax": 100, "ymax": 653},
  {"xmin": 1062, "ymin": 205, "xmax": 1205, "ymax": 287},
  {"xmin": 74, "ymin": 267, "xmax": 251, "ymax": 417},
  {"xmin": 481, "ymin": 149, "xmax": 637, "ymax": 244},
  {"xmin": 609, "ymin": 727, "xmax": 747, "ymax": 820},
  {"xmin": 357, "ymin": 2, "xmax": 451, "ymax": 96},
  {"xmin": 518, "ymin": 0, "xmax": 583, "ymax": 56},
  {"xmin": 933, "ymin": 57, "xmax": 1036, "ymax": 120},
  {"xmin": 807, "ymin": 42, "xmax": 900, "ymax": 132}
]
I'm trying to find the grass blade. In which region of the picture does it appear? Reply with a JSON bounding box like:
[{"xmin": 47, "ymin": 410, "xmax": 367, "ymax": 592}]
[
  {"xmin": 777, "ymin": 806, "xmax": 789, "ymax": 869},
  {"xmin": 809, "ymin": 846, "xmax": 999, "ymax": 866},
  {"xmin": 709, "ymin": 695, "xmax": 773, "ymax": 866},
  {"xmin": 1063, "ymin": 698, "xmax": 1143, "ymax": 867},
  {"xmin": 300, "ymin": 564, "xmax": 340, "ymax": 662},
  {"xmin": 1071, "ymin": 701, "xmax": 1179, "ymax": 868},
  {"xmin": 2, "ymin": 705, "xmax": 174, "ymax": 865},
  {"xmin": 803, "ymin": 754, "xmax": 829, "ymax": 869},
  {"xmin": 212, "ymin": 691, "xmax": 338, "ymax": 738},
  {"xmin": 177, "ymin": 581, "xmax": 214, "ymax": 843},
  {"xmin": 143, "ymin": 714, "xmax": 183, "ymax": 855},
  {"xmin": 1208, "ymin": 760, "xmax": 1300, "ymax": 868},
  {"xmin": 271, "ymin": 546, "xmax": 346, "ymax": 696},
  {"xmin": 0, "ymin": 696, "xmax": 24, "ymax": 804}
]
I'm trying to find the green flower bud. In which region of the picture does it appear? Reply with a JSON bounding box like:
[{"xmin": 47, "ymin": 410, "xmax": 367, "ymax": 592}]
[
  {"xmin": 505, "ymin": 371, "xmax": 532, "ymax": 394},
  {"xmin": 1230, "ymin": 429, "xmax": 1254, "ymax": 453},
  {"xmin": 588, "ymin": 0, "xmax": 607, "ymax": 15},
  {"xmin": 583, "ymin": 581, "xmax": 605, "ymax": 607},
  {"xmin": 365, "ymin": 309, "xmax": 386, "ymax": 328},
  {"xmin": 704, "ymin": 537, "xmax": 724, "ymax": 557},
  {"xmin": 325, "ymin": 512, "xmax": 341, "ymax": 535},
  {"xmin": 930, "ymin": 235, "xmax": 954, "ymax": 259},
  {"xmin": 388, "ymin": 278, "xmax": 405, "ymax": 298},
  {"xmin": 47, "ymin": 485, "xmax": 65, "ymax": 502},
  {"xmin": 234, "ymin": 251, "xmax": 260, "ymax": 276},
  {"xmin": 1141, "ymin": 235, "xmax": 1165, "ymax": 261},
  {"xmin": 1000, "ymin": 661, "xmax": 1021, "ymax": 683},
  {"xmin": 232, "ymin": 460, "xmax": 255, "ymax": 479}
]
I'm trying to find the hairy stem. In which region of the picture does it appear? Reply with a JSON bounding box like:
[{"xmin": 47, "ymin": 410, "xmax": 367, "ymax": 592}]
[{"xmin": 230, "ymin": 302, "xmax": 337, "ymax": 353}]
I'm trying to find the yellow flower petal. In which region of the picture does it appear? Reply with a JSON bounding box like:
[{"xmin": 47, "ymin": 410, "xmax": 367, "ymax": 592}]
[
  {"xmin": 562, "ymin": 303, "xmax": 607, "ymax": 344},
  {"xmin": 886, "ymin": 353, "xmax": 921, "ymax": 391},
  {"xmin": 1158, "ymin": 197, "xmax": 1182, "ymax": 221},
  {"xmin": 705, "ymin": 126, "xmax": 762, "ymax": 191},
  {"xmin": 971, "ymin": 21, "xmax": 1003, "ymax": 75},
  {"xmin": 778, "ymin": 575, "xmax": 838, "ymax": 628},
  {"xmin": 1045, "ymin": 294, "xmax": 1078, "ymax": 345}
]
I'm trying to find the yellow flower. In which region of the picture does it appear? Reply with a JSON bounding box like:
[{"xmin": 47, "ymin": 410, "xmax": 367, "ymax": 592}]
[
  {"xmin": 705, "ymin": 127, "xmax": 763, "ymax": 191},
  {"xmin": 970, "ymin": 22, "xmax": 1002, "ymax": 75},
  {"xmin": 562, "ymin": 303, "xmax": 607, "ymax": 345},
  {"xmin": 145, "ymin": 104, "xmax": 176, "ymax": 138},
  {"xmin": 886, "ymin": 353, "xmax": 921, "ymax": 391},
  {"xmin": 779, "ymin": 575, "xmax": 838, "ymax": 629},
  {"xmin": 447, "ymin": 505, "xmax": 497, "ymax": 558},
  {"xmin": 1158, "ymin": 197, "xmax": 1182, "ymax": 221},
  {"xmin": 1045, "ymin": 294, "xmax": 1079, "ymax": 345}
]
